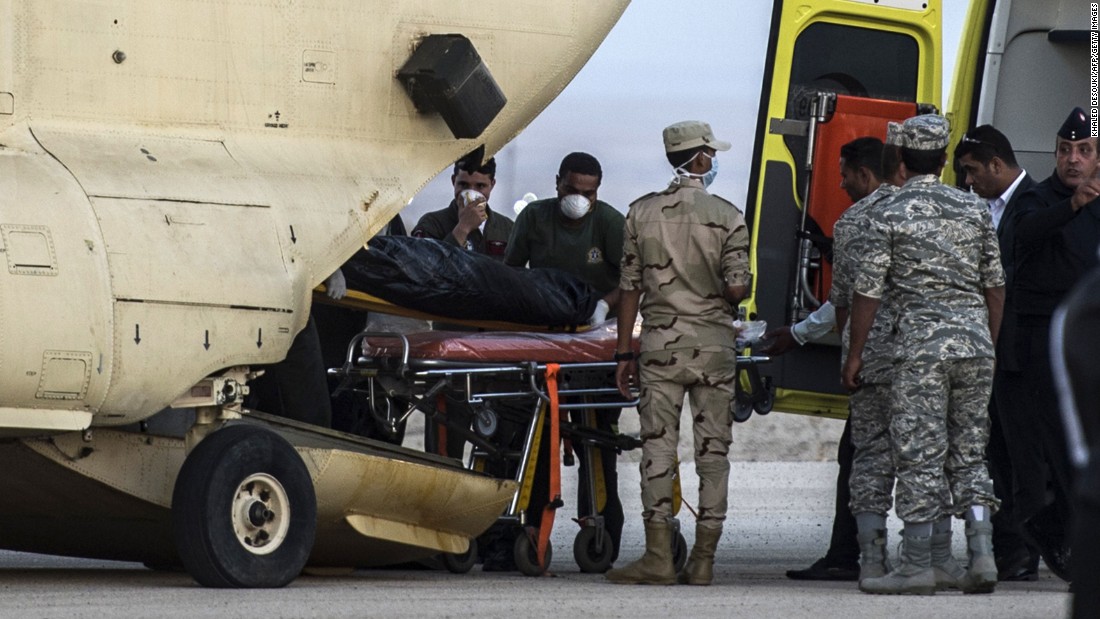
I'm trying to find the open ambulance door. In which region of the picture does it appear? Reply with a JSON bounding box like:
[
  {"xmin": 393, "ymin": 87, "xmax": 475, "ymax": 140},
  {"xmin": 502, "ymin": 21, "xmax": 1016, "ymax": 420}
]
[
  {"xmin": 944, "ymin": 0, "xmax": 1093, "ymax": 187},
  {"xmin": 741, "ymin": 0, "xmax": 943, "ymax": 418}
]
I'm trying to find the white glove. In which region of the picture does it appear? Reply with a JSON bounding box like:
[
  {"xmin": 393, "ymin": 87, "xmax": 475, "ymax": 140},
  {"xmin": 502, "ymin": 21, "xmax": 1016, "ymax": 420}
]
[
  {"xmin": 588, "ymin": 299, "xmax": 610, "ymax": 326},
  {"xmin": 325, "ymin": 269, "xmax": 347, "ymax": 300}
]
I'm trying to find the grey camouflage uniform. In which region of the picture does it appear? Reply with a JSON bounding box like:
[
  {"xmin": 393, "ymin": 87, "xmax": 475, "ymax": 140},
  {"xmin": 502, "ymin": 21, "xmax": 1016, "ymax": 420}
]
[
  {"xmin": 854, "ymin": 174, "xmax": 1003, "ymax": 523},
  {"xmin": 620, "ymin": 176, "xmax": 750, "ymax": 529},
  {"xmin": 831, "ymin": 183, "xmax": 900, "ymax": 517}
]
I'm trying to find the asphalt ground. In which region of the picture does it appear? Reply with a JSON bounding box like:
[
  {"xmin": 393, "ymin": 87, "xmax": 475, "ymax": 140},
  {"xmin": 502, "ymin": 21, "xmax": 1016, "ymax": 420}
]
[{"xmin": 0, "ymin": 461, "xmax": 1069, "ymax": 619}]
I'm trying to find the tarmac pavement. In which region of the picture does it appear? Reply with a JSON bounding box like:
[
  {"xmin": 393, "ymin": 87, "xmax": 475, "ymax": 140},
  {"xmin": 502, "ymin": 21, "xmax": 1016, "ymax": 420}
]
[{"xmin": 0, "ymin": 461, "xmax": 1069, "ymax": 619}]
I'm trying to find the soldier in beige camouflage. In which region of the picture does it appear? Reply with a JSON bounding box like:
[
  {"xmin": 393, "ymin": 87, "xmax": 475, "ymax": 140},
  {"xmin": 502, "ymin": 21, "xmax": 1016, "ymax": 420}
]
[
  {"xmin": 842, "ymin": 114, "xmax": 1005, "ymax": 595},
  {"xmin": 605, "ymin": 120, "xmax": 749, "ymax": 587}
]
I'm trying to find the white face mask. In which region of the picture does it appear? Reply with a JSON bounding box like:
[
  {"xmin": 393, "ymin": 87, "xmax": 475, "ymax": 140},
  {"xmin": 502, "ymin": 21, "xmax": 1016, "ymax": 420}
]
[
  {"xmin": 560, "ymin": 194, "xmax": 592, "ymax": 219},
  {"xmin": 675, "ymin": 151, "xmax": 718, "ymax": 187}
]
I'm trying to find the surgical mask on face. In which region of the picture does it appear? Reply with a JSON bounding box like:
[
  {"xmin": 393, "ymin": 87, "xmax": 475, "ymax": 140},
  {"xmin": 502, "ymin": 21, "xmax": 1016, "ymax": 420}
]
[
  {"xmin": 675, "ymin": 152, "xmax": 718, "ymax": 188},
  {"xmin": 701, "ymin": 156, "xmax": 719, "ymax": 188},
  {"xmin": 560, "ymin": 194, "xmax": 592, "ymax": 219}
]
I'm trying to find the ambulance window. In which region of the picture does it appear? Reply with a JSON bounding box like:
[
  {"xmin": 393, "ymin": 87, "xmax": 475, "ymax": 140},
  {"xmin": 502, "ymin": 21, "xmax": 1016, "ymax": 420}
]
[{"xmin": 790, "ymin": 23, "xmax": 919, "ymax": 101}]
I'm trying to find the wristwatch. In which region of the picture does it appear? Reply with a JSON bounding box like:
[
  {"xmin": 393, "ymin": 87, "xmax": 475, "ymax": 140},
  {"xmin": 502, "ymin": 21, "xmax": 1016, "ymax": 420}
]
[{"xmin": 612, "ymin": 351, "xmax": 636, "ymax": 362}]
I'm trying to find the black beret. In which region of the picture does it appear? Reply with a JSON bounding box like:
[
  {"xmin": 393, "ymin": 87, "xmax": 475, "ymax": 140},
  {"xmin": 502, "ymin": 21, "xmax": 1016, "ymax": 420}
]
[{"xmin": 1058, "ymin": 107, "xmax": 1091, "ymax": 141}]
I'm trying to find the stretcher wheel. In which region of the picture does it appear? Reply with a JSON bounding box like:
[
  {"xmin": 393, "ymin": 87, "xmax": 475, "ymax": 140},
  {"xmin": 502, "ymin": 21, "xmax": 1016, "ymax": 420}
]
[
  {"xmin": 172, "ymin": 425, "xmax": 316, "ymax": 588},
  {"xmin": 672, "ymin": 531, "xmax": 688, "ymax": 573},
  {"xmin": 733, "ymin": 398, "xmax": 754, "ymax": 423},
  {"xmin": 474, "ymin": 406, "xmax": 498, "ymax": 438},
  {"xmin": 753, "ymin": 390, "xmax": 774, "ymax": 415},
  {"xmin": 573, "ymin": 527, "xmax": 614, "ymax": 573},
  {"xmin": 513, "ymin": 533, "xmax": 552, "ymax": 577},
  {"xmin": 440, "ymin": 537, "xmax": 478, "ymax": 574}
]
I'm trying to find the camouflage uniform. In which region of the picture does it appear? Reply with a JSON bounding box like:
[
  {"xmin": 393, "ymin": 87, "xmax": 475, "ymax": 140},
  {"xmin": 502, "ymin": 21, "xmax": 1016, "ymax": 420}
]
[
  {"xmin": 620, "ymin": 176, "xmax": 750, "ymax": 529},
  {"xmin": 854, "ymin": 174, "xmax": 1003, "ymax": 523},
  {"xmin": 830, "ymin": 184, "xmax": 899, "ymax": 517}
]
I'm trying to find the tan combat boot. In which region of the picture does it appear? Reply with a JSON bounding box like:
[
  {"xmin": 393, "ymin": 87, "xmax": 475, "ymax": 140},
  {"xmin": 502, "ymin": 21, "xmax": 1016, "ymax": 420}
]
[
  {"xmin": 931, "ymin": 531, "xmax": 966, "ymax": 590},
  {"xmin": 677, "ymin": 526, "xmax": 722, "ymax": 585},
  {"xmin": 959, "ymin": 520, "xmax": 997, "ymax": 594},
  {"xmin": 857, "ymin": 528, "xmax": 889, "ymax": 582},
  {"xmin": 860, "ymin": 534, "xmax": 936, "ymax": 595},
  {"xmin": 605, "ymin": 520, "xmax": 676, "ymax": 585}
]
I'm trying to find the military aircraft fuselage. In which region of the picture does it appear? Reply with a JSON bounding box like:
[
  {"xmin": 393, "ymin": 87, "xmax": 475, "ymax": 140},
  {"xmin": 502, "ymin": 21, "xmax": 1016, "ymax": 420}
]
[{"xmin": 0, "ymin": 0, "xmax": 629, "ymax": 433}]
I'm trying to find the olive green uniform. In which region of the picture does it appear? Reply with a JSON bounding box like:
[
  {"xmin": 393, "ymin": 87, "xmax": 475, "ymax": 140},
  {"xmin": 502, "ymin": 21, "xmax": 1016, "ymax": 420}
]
[
  {"xmin": 505, "ymin": 198, "xmax": 624, "ymax": 295},
  {"xmin": 505, "ymin": 196, "xmax": 627, "ymax": 557},
  {"xmin": 411, "ymin": 199, "xmax": 514, "ymax": 260}
]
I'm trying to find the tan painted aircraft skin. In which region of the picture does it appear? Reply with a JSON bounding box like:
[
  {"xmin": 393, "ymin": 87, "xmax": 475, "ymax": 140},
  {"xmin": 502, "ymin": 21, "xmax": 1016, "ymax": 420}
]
[
  {"xmin": 0, "ymin": 0, "xmax": 629, "ymax": 579},
  {"xmin": 0, "ymin": 0, "xmax": 628, "ymax": 430}
]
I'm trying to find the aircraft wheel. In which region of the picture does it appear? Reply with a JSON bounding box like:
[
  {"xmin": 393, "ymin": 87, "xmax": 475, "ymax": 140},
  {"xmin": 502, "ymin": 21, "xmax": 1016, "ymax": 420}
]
[
  {"xmin": 672, "ymin": 531, "xmax": 688, "ymax": 573},
  {"xmin": 172, "ymin": 424, "xmax": 317, "ymax": 588},
  {"xmin": 440, "ymin": 538, "xmax": 478, "ymax": 574},
  {"xmin": 513, "ymin": 532, "xmax": 552, "ymax": 577},
  {"xmin": 573, "ymin": 527, "xmax": 614, "ymax": 573}
]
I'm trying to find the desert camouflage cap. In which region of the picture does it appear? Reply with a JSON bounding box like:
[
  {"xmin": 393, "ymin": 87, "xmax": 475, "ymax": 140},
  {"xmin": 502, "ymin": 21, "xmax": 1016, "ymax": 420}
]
[
  {"xmin": 884, "ymin": 114, "xmax": 950, "ymax": 150},
  {"xmin": 663, "ymin": 120, "xmax": 731, "ymax": 153}
]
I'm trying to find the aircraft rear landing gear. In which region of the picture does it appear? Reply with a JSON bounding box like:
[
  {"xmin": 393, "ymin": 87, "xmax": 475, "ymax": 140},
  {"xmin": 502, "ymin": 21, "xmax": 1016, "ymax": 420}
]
[
  {"xmin": 440, "ymin": 538, "xmax": 479, "ymax": 574},
  {"xmin": 172, "ymin": 424, "xmax": 317, "ymax": 588}
]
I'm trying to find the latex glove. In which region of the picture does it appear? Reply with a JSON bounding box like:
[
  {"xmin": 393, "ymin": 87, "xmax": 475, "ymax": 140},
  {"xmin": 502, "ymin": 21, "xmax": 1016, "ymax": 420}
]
[
  {"xmin": 588, "ymin": 299, "xmax": 610, "ymax": 326},
  {"xmin": 325, "ymin": 269, "xmax": 347, "ymax": 300}
]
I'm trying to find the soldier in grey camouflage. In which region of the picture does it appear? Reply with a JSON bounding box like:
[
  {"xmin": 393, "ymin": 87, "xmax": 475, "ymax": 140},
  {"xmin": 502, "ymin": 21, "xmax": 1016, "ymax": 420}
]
[
  {"xmin": 842, "ymin": 114, "xmax": 1005, "ymax": 595},
  {"xmin": 830, "ymin": 140, "xmax": 902, "ymax": 585},
  {"xmin": 605, "ymin": 120, "xmax": 750, "ymax": 587}
]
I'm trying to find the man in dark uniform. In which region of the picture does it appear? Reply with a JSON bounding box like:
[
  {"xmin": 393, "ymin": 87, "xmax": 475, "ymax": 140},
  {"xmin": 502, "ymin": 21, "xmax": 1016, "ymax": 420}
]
[
  {"xmin": 316, "ymin": 215, "xmax": 410, "ymax": 441},
  {"xmin": 1004, "ymin": 107, "xmax": 1100, "ymax": 581},
  {"xmin": 411, "ymin": 156, "xmax": 514, "ymax": 259},
  {"xmin": 410, "ymin": 156, "xmax": 516, "ymax": 461},
  {"xmin": 505, "ymin": 151, "xmax": 626, "ymax": 565},
  {"xmin": 412, "ymin": 156, "xmax": 521, "ymax": 570},
  {"xmin": 954, "ymin": 125, "xmax": 1040, "ymax": 581},
  {"xmin": 245, "ymin": 315, "xmax": 333, "ymax": 428},
  {"xmin": 1051, "ymin": 265, "xmax": 1100, "ymax": 618}
]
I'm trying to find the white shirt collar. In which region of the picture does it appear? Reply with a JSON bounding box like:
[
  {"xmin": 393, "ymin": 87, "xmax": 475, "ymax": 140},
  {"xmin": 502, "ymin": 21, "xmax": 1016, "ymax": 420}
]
[
  {"xmin": 988, "ymin": 169, "xmax": 1026, "ymax": 229},
  {"xmin": 997, "ymin": 169, "xmax": 1027, "ymax": 206}
]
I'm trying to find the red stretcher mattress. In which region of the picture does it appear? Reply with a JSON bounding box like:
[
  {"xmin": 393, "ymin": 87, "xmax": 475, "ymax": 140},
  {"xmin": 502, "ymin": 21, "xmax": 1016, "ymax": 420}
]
[{"xmin": 362, "ymin": 322, "xmax": 641, "ymax": 364}]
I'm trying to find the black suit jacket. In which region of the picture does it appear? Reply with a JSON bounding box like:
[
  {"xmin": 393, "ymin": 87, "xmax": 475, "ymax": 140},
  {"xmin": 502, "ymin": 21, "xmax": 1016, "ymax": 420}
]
[
  {"xmin": 996, "ymin": 172, "xmax": 1035, "ymax": 294},
  {"xmin": 994, "ymin": 171, "xmax": 1034, "ymax": 372}
]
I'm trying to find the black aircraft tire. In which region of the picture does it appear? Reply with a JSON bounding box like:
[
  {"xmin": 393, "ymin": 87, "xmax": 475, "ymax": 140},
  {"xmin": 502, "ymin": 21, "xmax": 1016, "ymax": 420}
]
[
  {"xmin": 172, "ymin": 424, "xmax": 317, "ymax": 588},
  {"xmin": 573, "ymin": 527, "xmax": 614, "ymax": 573},
  {"xmin": 440, "ymin": 538, "xmax": 478, "ymax": 574}
]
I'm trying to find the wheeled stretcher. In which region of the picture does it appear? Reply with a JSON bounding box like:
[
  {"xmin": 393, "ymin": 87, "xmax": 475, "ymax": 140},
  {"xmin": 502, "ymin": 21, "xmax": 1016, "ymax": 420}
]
[{"xmin": 325, "ymin": 311, "xmax": 773, "ymax": 575}]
